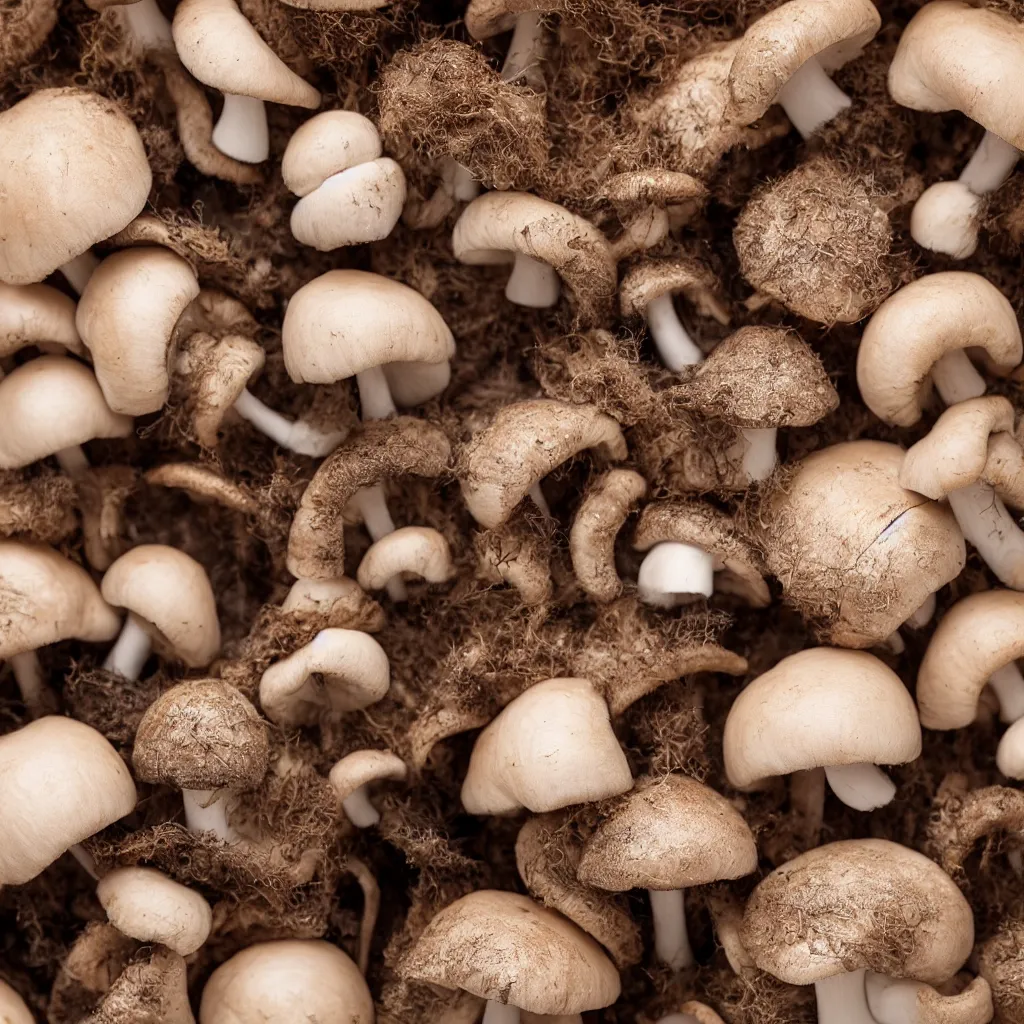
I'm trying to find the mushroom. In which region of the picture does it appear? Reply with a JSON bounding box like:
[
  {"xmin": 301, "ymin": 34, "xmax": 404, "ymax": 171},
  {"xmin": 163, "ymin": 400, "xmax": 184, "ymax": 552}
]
[
  {"xmin": 475, "ymin": 512, "xmax": 554, "ymax": 605},
  {"xmin": 857, "ymin": 272, "xmax": 1022, "ymax": 426},
  {"xmin": 459, "ymin": 399, "xmax": 627, "ymax": 530},
  {"xmin": 400, "ymin": 890, "xmax": 621, "ymax": 1024},
  {"xmin": 0, "ymin": 281, "xmax": 83, "ymax": 357},
  {"xmin": 979, "ymin": 918, "xmax": 1024, "ymax": 1023},
  {"xmin": 259, "ymin": 628, "xmax": 390, "ymax": 728},
  {"xmin": 464, "ymin": 0, "xmax": 554, "ymax": 90},
  {"xmin": 601, "ymin": 170, "xmax": 707, "ymax": 260},
  {"xmin": 725, "ymin": 648, "xmax": 922, "ymax": 812},
  {"xmin": 283, "ymin": 111, "xmax": 406, "ymax": 250},
  {"xmin": 0, "ymin": 716, "xmax": 136, "ymax": 884},
  {"xmin": 998, "ymin": 718, "xmax": 1024, "ymax": 780},
  {"xmin": 144, "ymin": 462, "xmax": 259, "ymax": 517},
  {"xmin": 865, "ymin": 972, "xmax": 994, "ymax": 1024},
  {"xmin": 741, "ymin": 839, "xmax": 975, "ymax": 1024},
  {"xmin": 356, "ymin": 526, "xmax": 454, "ymax": 596},
  {"xmin": 133, "ymin": 679, "xmax": 269, "ymax": 843},
  {"xmin": 199, "ymin": 940, "xmax": 373, "ymax": 1024},
  {"xmin": 0, "ymin": 981, "xmax": 32, "ymax": 1024},
  {"xmin": 452, "ymin": 192, "xmax": 617, "ymax": 323},
  {"xmin": 329, "ymin": 749, "xmax": 408, "ymax": 828},
  {"xmin": 889, "ymin": 2, "xmax": 1024, "ymax": 258},
  {"xmin": 83, "ymin": 945, "xmax": 195, "ymax": 1024},
  {"xmin": 0, "ymin": 88, "xmax": 151, "ymax": 289},
  {"xmin": 172, "ymin": 0, "xmax": 320, "ymax": 163},
  {"xmin": 461, "ymin": 677, "xmax": 633, "ymax": 815},
  {"xmin": 577, "ymin": 775, "xmax": 758, "ymax": 971},
  {"xmin": 726, "ymin": 0, "xmax": 881, "ymax": 139}
]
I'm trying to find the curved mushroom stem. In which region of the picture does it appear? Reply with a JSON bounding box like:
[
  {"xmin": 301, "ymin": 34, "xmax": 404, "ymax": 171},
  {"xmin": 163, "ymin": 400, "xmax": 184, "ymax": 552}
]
[
  {"xmin": 878, "ymin": 631, "xmax": 906, "ymax": 656},
  {"xmin": 930, "ymin": 349, "xmax": 986, "ymax": 405},
  {"xmin": 904, "ymin": 592, "xmax": 936, "ymax": 630},
  {"xmin": 483, "ymin": 1001, "xmax": 521, "ymax": 1024},
  {"xmin": 59, "ymin": 251, "xmax": 100, "ymax": 294},
  {"xmin": 864, "ymin": 973, "xmax": 925, "ymax": 1024},
  {"xmin": 947, "ymin": 481, "xmax": 1024, "ymax": 590},
  {"xmin": 645, "ymin": 293, "xmax": 703, "ymax": 371},
  {"xmin": 648, "ymin": 887, "xmax": 694, "ymax": 971},
  {"xmin": 342, "ymin": 785, "xmax": 381, "ymax": 828},
  {"xmin": 182, "ymin": 788, "xmax": 238, "ymax": 843},
  {"xmin": 735, "ymin": 427, "xmax": 778, "ymax": 483},
  {"xmin": 9, "ymin": 650, "xmax": 53, "ymax": 718},
  {"xmin": 823, "ymin": 762, "xmax": 896, "ymax": 812},
  {"xmin": 232, "ymin": 388, "xmax": 344, "ymax": 457},
  {"xmin": 773, "ymin": 55, "xmax": 852, "ymax": 139},
  {"xmin": 443, "ymin": 158, "xmax": 480, "ymax": 202},
  {"xmin": 814, "ymin": 970, "xmax": 877, "ymax": 1024},
  {"xmin": 212, "ymin": 93, "xmax": 270, "ymax": 164},
  {"xmin": 55, "ymin": 445, "xmax": 90, "ymax": 479},
  {"xmin": 68, "ymin": 843, "xmax": 99, "ymax": 879},
  {"xmin": 504, "ymin": 254, "xmax": 560, "ymax": 308},
  {"xmin": 500, "ymin": 9, "xmax": 545, "ymax": 89},
  {"xmin": 637, "ymin": 542, "xmax": 714, "ymax": 607},
  {"xmin": 988, "ymin": 660, "xmax": 1024, "ymax": 724},
  {"xmin": 119, "ymin": 0, "xmax": 174, "ymax": 51},
  {"xmin": 527, "ymin": 480, "xmax": 551, "ymax": 519},
  {"xmin": 103, "ymin": 611, "xmax": 153, "ymax": 680},
  {"xmin": 345, "ymin": 856, "xmax": 380, "ymax": 975}
]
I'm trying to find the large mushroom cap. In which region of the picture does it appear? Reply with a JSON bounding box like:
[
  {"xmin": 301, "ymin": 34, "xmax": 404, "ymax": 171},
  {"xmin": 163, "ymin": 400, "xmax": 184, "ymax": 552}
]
[
  {"xmin": 741, "ymin": 839, "xmax": 974, "ymax": 986},
  {"xmin": 724, "ymin": 648, "xmax": 922, "ymax": 788},
  {"xmin": 0, "ymin": 716, "xmax": 136, "ymax": 885},
  {"xmin": 0, "ymin": 88, "xmax": 151, "ymax": 285},
  {"xmin": 0, "ymin": 282, "xmax": 82, "ymax": 357},
  {"xmin": 401, "ymin": 890, "xmax": 622, "ymax": 1015},
  {"xmin": 577, "ymin": 775, "xmax": 758, "ymax": 891}
]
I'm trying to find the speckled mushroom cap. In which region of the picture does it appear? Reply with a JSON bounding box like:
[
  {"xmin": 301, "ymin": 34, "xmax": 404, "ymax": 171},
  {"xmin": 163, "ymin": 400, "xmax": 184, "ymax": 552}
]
[
  {"xmin": 602, "ymin": 169, "xmax": 707, "ymax": 208},
  {"xmin": 401, "ymin": 890, "xmax": 622, "ymax": 1015},
  {"xmin": 917, "ymin": 590, "xmax": 1024, "ymax": 730},
  {"xmin": 328, "ymin": 749, "xmax": 408, "ymax": 803},
  {"xmin": 0, "ymin": 357, "xmax": 133, "ymax": 470},
  {"xmin": 727, "ymin": 0, "xmax": 881, "ymax": 126},
  {"xmin": 577, "ymin": 775, "xmax": 758, "ymax": 891},
  {"xmin": 0, "ymin": 88, "xmax": 151, "ymax": 285},
  {"xmin": 889, "ymin": 1, "xmax": 1024, "ymax": 151},
  {"xmin": 619, "ymin": 256, "xmax": 730, "ymax": 325},
  {"xmin": 101, "ymin": 545, "xmax": 221, "ymax": 668},
  {"xmin": 742, "ymin": 839, "xmax": 974, "ymax": 986},
  {"xmin": 724, "ymin": 648, "xmax": 922, "ymax": 788},
  {"xmin": 459, "ymin": 399, "xmax": 627, "ymax": 530},
  {"xmin": 133, "ymin": 679, "xmax": 269, "ymax": 790},
  {"xmin": 634, "ymin": 500, "xmax": 771, "ymax": 607},
  {"xmin": 0, "ymin": 282, "xmax": 83, "ymax": 357},
  {"xmin": 356, "ymin": 526, "xmax": 454, "ymax": 592},
  {"xmin": 858, "ymin": 272, "xmax": 1022, "ymax": 427},
  {"xmin": 759, "ymin": 441, "xmax": 966, "ymax": 648},
  {"xmin": 0, "ymin": 980, "xmax": 33, "ymax": 1024}
]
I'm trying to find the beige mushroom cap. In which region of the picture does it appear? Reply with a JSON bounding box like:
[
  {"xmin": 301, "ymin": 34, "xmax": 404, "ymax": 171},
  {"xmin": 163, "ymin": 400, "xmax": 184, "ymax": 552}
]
[
  {"xmin": 727, "ymin": 0, "xmax": 881, "ymax": 126},
  {"xmin": 724, "ymin": 648, "xmax": 922, "ymax": 789},
  {"xmin": 144, "ymin": 463, "xmax": 259, "ymax": 516},
  {"xmin": 282, "ymin": 111, "xmax": 384, "ymax": 197},
  {"xmin": 0, "ymin": 88, "xmax": 151, "ymax": 285},
  {"xmin": 0, "ymin": 356, "xmax": 133, "ymax": 470},
  {"xmin": 742, "ymin": 839, "xmax": 974, "ymax": 986},
  {"xmin": 328, "ymin": 749, "xmax": 408, "ymax": 803},
  {"xmin": 0, "ymin": 282, "xmax": 83, "ymax": 357},
  {"xmin": 0, "ymin": 541, "xmax": 121, "ymax": 658},
  {"xmin": 101, "ymin": 545, "xmax": 221, "ymax": 668},
  {"xmin": 459, "ymin": 399, "xmax": 627, "ymax": 530},
  {"xmin": 917, "ymin": 590, "xmax": 1024, "ymax": 730},
  {"xmin": 461, "ymin": 677, "xmax": 632, "ymax": 815},
  {"xmin": 356, "ymin": 526, "xmax": 454, "ymax": 592},
  {"xmin": 199, "ymin": 940, "xmax": 373, "ymax": 1024},
  {"xmin": 76, "ymin": 247, "xmax": 201, "ymax": 416},
  {"xmin": 97, "ymin": 867, "xmax": 213, "ymax": 956},
  {"xmin": 281, "ymin": 577, "xmax": 386, "ymax": 632},
  {"xmin": 602, "ymin": 169, "xmax": 707, "ymax": 208},
  {"xmin": 0, "ymin": 716, "xmax": 136, "ymax": 885},
  {"xmin": 857, "ymin": 272, "xmax": 1022, "ymax": 427},
  {"xmin": 172, "ymin": 0, "xmax": 320, "ymax": 107},
  {"xmin": 619, "ymin": 256, "xmax": 730, "ymax": 325},
  {"xmin": 997, "ymin": 717, "xmax": 1024, "ymax": 778},
  {"xmin": 0, "ymin": 980, "xmax": 33, "ymax": 1024},
  {"xmin": 401, "ymin": 890, "xmax": 622, "ymax": 1015},
  {"xmin": 578, "ymin": 775, "xmax": 758, "ymax": 891},
  {"xmin": 889, "ymin": 1, "xmax": 1024, "ymax": 150}
]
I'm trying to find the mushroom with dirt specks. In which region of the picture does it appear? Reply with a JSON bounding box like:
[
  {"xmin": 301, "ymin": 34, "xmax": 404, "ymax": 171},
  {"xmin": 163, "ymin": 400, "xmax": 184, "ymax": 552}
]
[
  {"xmin": 329, "ymin": 749, "xmax": 408, "ymax": 828},
  {"xmin": 979, "ymin": 918, "xmax": 1024, "ymax": 1023},
  {"xmin": 83, "ymin": 945, "xmax": 195, "ymax": 1024},
  {"xmin": 601, "ymin": 170, "xmax": 706, "ymax": 260},
  {"xmin": 356, "ymin": 526, "xmax": 454, "ymax": 596}
]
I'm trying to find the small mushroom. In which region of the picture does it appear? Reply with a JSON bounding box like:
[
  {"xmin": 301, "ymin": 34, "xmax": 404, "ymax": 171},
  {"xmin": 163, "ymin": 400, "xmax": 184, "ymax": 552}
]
[
  {"xmin": 865, "ymin": 971, "xmax": 993, "ymax": 1024},
  {"xmin": 281, "ymin": 576, "xmax": 386, "ymax": 631},
  {"xmin": 0, "ymin": 981, "xmax": 32, "ymax": 1024},
  {"xmin": 601, "ymin": 170, "xmax": 706, "ymax": 260},
  {"xmin": 357, "ymin": 526, "xmax": 454, "ymax": 596},
  {"xmin": 464, "ymin": 0, "xmax": 554, "ymax": 89},
  {"xmin": 0, "ymin": 281, "xmax": 83, "ymax": 357},
  {"xmin": 328, "ymin": 749, "xmax": 408, "ymax": 827}
]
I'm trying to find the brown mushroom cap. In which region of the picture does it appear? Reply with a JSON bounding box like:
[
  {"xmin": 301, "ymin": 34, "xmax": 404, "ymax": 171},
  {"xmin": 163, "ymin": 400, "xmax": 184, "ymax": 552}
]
[
  {"xmin": 0, "ymin": 282, "xmax": 83, "ymax": 357},
  {"xmin": 979, "ymin": 918, "xmax": 1024, "ymax": 1023},
  {"xmin": 619, "ymin": 256, "xmax": 730, "ymax": 324},
  {"xmin": 602, "ymin": 170, "xmax": 707, "ymax": 209},
  {"xmin": 577, "ymin": 775, "xmax": 758, "ymax": 891},
  {"xmin": 328, "ymin": 749, "xmax": 408, "ymax": 803},
  {"xmin": 84, "ymin": 944, "xmax": 194, "ymax": 1024},
  {"xmin": 0, "ymin": 88, "xmax": 152, "ymax": 285}
]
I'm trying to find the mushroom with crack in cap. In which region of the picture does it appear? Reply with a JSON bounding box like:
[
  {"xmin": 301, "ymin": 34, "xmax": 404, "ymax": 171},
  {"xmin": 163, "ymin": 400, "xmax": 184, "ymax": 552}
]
[
  {"xmin": 171, "ymin": 0, "xmax": 320, "ymax": 163},
  {"xmin": 741, "ymin": 839, "xmax": 976, "ymax": 1024},
  {"xmin": 329, "ymin": 749, "xmax": 408, "ymax": 828},
  {"xmin": 889, "ymin": 1, "xmax": 1024, "ymax": 259},
  {"xmin": 133, "ymin": 678, "xmax": 269, "ymax": 843},
  {"xmin": 601, "ymin": 170, "xmax": 707, "ymax": 260},
  {"xmin": 81, "ymin": 945, "xmax": 196, "ymax": 1024},
  {"xmin": 283, "ymin": 111, "xmax": 406, "ymax": 251},
  {"xmin": 0, "ymin": 88, "xmax": 151, "ymax": 291},
  {"xmin": 0, "ymin": 281, "xmax": 84, "ymax": 357},
  {"xmin": 356, "ymin": 526, "xmax": 454, "ymax": 596},
  {"xmin": 400, "ymin": 890, "xmax": 622, "ymax": 1024},
  {"xmin": 0, "ymin": 981, "xmax": 32, "ymax": 1024},
  {"xmin": 577, "ymin": 774, "xmax": 758, "ymax": 971},
  {"xmin": 865, "ymin": 971, "xmax": 993, "ymax": 1024}
]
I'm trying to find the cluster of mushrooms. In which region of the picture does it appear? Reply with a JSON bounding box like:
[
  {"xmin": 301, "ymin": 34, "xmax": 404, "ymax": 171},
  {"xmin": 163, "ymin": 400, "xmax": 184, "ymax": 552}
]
[{"xmin": 4, "ymin": 0, "xmax": 1024, "ymax": 1021}]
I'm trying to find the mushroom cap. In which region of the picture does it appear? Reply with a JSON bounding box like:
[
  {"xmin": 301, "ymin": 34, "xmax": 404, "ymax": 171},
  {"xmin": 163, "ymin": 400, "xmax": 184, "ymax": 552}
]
[
  {"xmin": 172, "ymin": 0, "xmax": 320, "ymax": 107},
  {"xmin": 0, "ymin": 541, "xmax": 121, "ymax": 658},
  {"xmin": 0, "ymin": 716, "xmax": 136, "ymax": 885},
  {"xmin": 199, "ymin": 940, "xmax": 372, "ymax": 1024},
  {"xmin": 577, "ymin": 775, "xmax": 758, "ymax": 892},
  {"xmin": 917, "ymin": 590, "xmax": 1024, "ymax": 730},
  {"xmin": 464, "ymin": 0, "xmax": 559, "ymax": 39},
  {"xmin": 133, "ymin": 679, "xmax": 269, "ymax": 790},
  {"xmin": 282, "ymin": 269, "xmax": 454, "ymax": 387},
  {"xmin": 281, "ymin": 576, "xmax": 385, "ymax": 631},
  {"xmin": 0, "ymin": 88, "xmax": 151, "ymax": 285},
  {"xmin": 857, "ymin": 272, "xmax": 1022, "ymax": 427},
  {"xmin": 76, "ymin": 247, "xmax": 201, "ymax": 416},
  {"xmin": 453, "ymin": 192, "xmax": 617, "ymax": 325},
  {"xmin": 997, "ymin": 717, "xmax": 1024, "ymax": 779},
  {"xmin": 727, "ymin": 0, "xmax": 881, "ymax": 126},
  {"xmin": 724, "ymin": 648, "xmax": 922, "ymax": 788},
  {"xmin": 101, "ymin": 545, "xmax": 220, "ymax": 668},
  {"xmin": 741, "ymin": 839, "xmax": 974, "ymax": 986},
  {"xmin": 461, "ymin": 677, "xmax": 633, "ymax": 815},
  {"xmin": 328, "ymin": 749, "xmax": 408, "ymax": 803},
  {"xmin": 97, "ymin": 866, "xmax": 213, "ymax": 956},
  {"xmin": 0, "ymin": 356, "xmax": 133, "ymax": 470},
  {"xmin": 619, "ymin": 256, "xmax": 730, "ymax": 324},
  {"xmin": 259, "ymin": 628, "xmax": 390, "ymax": 727},
  {"xmin": 144, "ymin": 463, "xmax": 259, "ymax": 516},
  {"xmin": 356, "ymin": 526, "xmax": 454, "ymax": 592},
  {"xmin": 401, "ymin": 890, "xmax": 621, "ymax": 1015},
  {"xmin": 282, "ymin": 111, "xmax": 383, "ymax": 197},
  {"xmin": 889, "ymin": 1, "xmax": 1024, "ymax": 150},
  {"xmin": 0, "ymin": 282, "xmax": 83, "ymax": 357},
  {"xmin": 0, "ymin": 980, "xmax": 33, "ymax": 1024},
  {"xmin": 459, "ymin": 399, "xmax": 627, "ymax": 530},
  {"xmin": 601, "ymin": 169, "xmax": 707, "ymax": 208}
]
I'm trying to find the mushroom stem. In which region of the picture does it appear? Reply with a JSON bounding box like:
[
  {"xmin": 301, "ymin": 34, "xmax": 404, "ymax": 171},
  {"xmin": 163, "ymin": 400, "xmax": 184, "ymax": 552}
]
[
  {"xmin": 960, "ymin": 130, "xmax": 1021, "ymax": 195},
  {"xmin": 55, "ymin": 445, "xmax": 90, "ymax": 478},
  {"xmin": 182, "ymin": 787, "xmax": 238, "ymax": 843},
  {"xmin": 345, "ymin": 856, "xmax": 380, "ymax": 975},
  {"xmin": 773, "ymin": 55, "xmax": 852, "ymax": 139},
  {"xmin": 119, "ymin": 0, "xmax": 174, "ymax": 52},
  {"xmin": 352, "ymin": 487, "xmax": 407, "ymax": 602},
  {"xmin": 648, "ymin": 887, "xmax": 694, "ymax": 971},
  {"xmin": 232, "ymin": 387, "xmax": 343, "ymax": 457},
  {"xmin": 645, "ymin": 293, "xmax": 703, "ymax": 370},
  {"xmin": 637, "ymin": 542, "xmax": 715, "ymax": 607},
  {"xmin": 930, "ymin": 349, "xmax": 986, "ymax": 405},
  {"xmin": 102, "ymin": 611, "xmax": 153, "ymax": 680},
  {"xmin": 735, "ymin": 426, "xmax": 778, "ymax": 483},
  {"xmin": 947, "ymin": 481, "xmax": 1024, "ymax": 590},
  {"xmin": 988, "ymin": 660, "xmax": 1024, "ymax": 724},
  {"xmin": 528, "ymin": 480, "xmax": 551, "ymax": 519},
  {"xmin": 501, "ymin": 9, "xmax": 545, "ymax": 84},
  {"xmin": 212, "ymin": 93, "xmax": 270, "ymax": 165},
  {"xmin": 814, "ymin": 970, "xmax": 878, "ymax": 1024},
  {"xmin": 59, "ymin": 251, "xmax": 100, "ymax": 294},
  {"xmin": 355, "ymin": 365, "xmax": 398, "ymax": 421},
  {"xmin": 482, "ymin": 1001, "xmax": 521, "ymax": 1024},
  {"xmin": 443, "ymin": 158, "xmax": 481, "ymax": 202},
  {"xmin": 68, "ymin": 843, "xmax": 99, "ymax": 879},
  {"xmin": 341, "ymin": 784, "xmax": 381, "ymax": 828},
  {"xmin": 504, "ymin": 253, "xmax": 561, "ymax": 308},
  {"xmin": 823, "ymin": 762, "xmax": 896, "ymax": 811},
  {"xmin": 904, "ymin": 592, "xmax": 936, "ymax": 630},
  {"xmin": 9, "ymin": 650, "xmax": 52, "ymax": 718}
]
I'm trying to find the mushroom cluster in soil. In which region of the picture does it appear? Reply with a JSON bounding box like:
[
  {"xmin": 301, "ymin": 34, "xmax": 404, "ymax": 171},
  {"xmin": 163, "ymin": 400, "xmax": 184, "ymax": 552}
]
[{"xmin": 4, "ymin": 1, "xmax": 1024, "ymax": 1023}]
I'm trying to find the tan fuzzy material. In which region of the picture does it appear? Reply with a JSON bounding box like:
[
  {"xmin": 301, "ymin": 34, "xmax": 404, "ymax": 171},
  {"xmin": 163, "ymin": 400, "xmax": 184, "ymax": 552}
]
[
  {"xmin": 77, "ymin": 465, "xmax": 136, "ymax": 571},
  {"xmin": 601, "ymin": 169, "xmax": 706, "ymax": 208},
  {"xmin": 144, "ymin": 464, "xmax": 260, "ymax": 516},
  {"xmin": 980, "ymin": 918, "xmax": 1024, "ymax": 1023},
  {"xmin": 48, "ymin": 922, "xmax": 137, "ymax": 1024},
  {"xmin": 926, "ymin": 783, "xmax": 1024, "ymax": 877},
  {"xmin": 0, "ymin": 0, "xmax": 58, "ymax": 82},
  {"xmin": 80, "ymin": 946, "xmax": 194, "ymax": 1024},
  {"xmin": 475, "ymin": 514, "xmax": 554, "ymax": 607},
  {"xmin": 0, "ymin": 469, "xmax": 76, "ymax": 545}
]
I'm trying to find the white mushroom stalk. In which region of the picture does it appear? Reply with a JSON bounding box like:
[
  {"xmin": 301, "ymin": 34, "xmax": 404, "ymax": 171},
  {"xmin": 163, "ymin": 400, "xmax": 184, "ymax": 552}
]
[
  {"xmin": 637, "ymin": 542, "xmax": 714, "ymax": 607},
  {"xmin": 231, "ymin": 388, "xmax": 344, "ymax": 456},
  {"xmin": 987, "ymin": 661, "xmax": 1024, "ymax": 723},
  {"xmin": 822, "ymin": 763, "xmax": 897, "ymax": 812},
  {"xmin": 946, "ymin": 482, "xmax": 1024, "ymax": 591},
  {"xmin": 341, "ymin": 787, "xmax": 382, "ymax": 829},
  {"xmin": 648, "ymin": 888, "xmax": 694, "ymax": 971},
  {"xmin": 182, "ymin": 788, "xmax": 238, "ymax": 843},
  {"xmin": 930, "ymin": 350, "xmax": 987, "ymax": 406},
  {"xmin": 482, "ymin": 1001, "xmax": 522, "ymax": 1024},
  {"xmin": 213, "ymin": 95, "xmax": 269, "ymax": 165},
  {"xmin": 102, "ymin": 612, "xmax": 154, "ymax": 680},
  {"xmin": 815, "ymin": 970, "xmax": 878, "ymax": 1024},
  {"xmin": 118, "ymin": 0, "xmax": 175, "ymax": 52},
  {"xmin": 59, "ymin": 251, "xmax": 100, "ymax": 295},
  {"xmin": 773, "ymin": 56, "xmax": 852, "ymax": 140}
]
